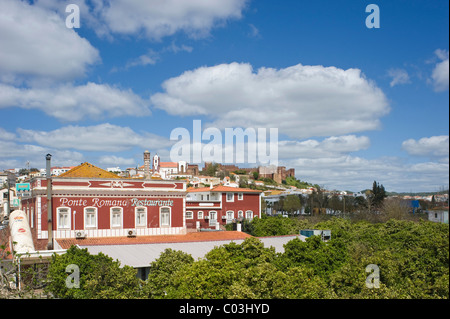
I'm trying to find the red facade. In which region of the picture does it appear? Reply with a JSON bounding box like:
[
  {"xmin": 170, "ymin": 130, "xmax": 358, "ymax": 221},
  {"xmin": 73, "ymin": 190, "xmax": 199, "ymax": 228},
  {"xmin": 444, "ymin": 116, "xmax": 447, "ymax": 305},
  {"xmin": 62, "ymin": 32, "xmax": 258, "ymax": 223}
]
[
  {"xmin": 21, "ymin": 176, "xmax": 187, "ymax": 250},
  {"xmin": 185, "ymin": 186, "xmax": 262, "ymax": 230}
]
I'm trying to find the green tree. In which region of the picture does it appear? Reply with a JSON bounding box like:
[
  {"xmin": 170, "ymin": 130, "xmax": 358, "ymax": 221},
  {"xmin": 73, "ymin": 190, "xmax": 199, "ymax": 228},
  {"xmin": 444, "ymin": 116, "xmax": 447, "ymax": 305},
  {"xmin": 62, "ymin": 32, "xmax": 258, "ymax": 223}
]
[
  {"xmin": 283, "ymin": 195, "xmax": 302, "ymax": 216},
  {"xmin": 142, "ymin": 248, "xmax": 194, "ymax": 298},
  {"xmin": 45, "ymin": 246, "xmax": 140, "ymax": 299}
]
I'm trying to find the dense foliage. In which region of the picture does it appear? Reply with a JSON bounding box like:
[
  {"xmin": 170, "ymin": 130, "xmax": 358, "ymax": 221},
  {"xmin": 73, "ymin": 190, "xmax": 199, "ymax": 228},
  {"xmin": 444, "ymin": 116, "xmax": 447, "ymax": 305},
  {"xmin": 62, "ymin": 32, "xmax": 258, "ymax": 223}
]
[{"xmin": 44, "ymin": 217, "xmax": 448, "ymax": 299}]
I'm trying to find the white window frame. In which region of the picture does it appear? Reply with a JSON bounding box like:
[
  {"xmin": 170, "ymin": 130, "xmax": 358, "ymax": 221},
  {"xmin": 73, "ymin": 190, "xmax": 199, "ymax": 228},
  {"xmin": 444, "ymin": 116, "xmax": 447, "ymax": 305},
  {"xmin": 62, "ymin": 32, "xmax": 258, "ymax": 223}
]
[
  {"xmin": 160, "ymin": 206, "xmax": 171, "ymax": 227},
  {"xmin": 57, "ymin": 207, "xmax": 71, "ymax": 230},
  {"xmin": 186, "ymin": 211, "xmax": 194, "ymax": 219},
  {"xmin": 245, "ymin": 210, "xmax": 253, "ymax": 220},
  {"xmin": 111, "ymin": 207, "xmax": 123, "ymax": 229},
  {"xmin": 238, "ymin": 193, "xmax": 243, "ymax": 200},
  {"xmin": 135, "ymin": 207, "xmax": 147, "ymax": 227},
  {"xmin": 84, "ymin": 207, "xmax": 97, "ymax": 229},
  {"xmin": 208, "ymin": 211, "xmax": 217, "ymax": 226},
  {"xmin": 198, "ymin": 211, "xmax": 204, "ymax": 219},
  {"xmin": 226, "ymin": 210, "xmax": 234, "ymax": 221},
  {"xmin": 238, "ymin": 210, "xmax": 244, "ymax": 219},
  {"xmin": 226, "ymin": 192, "xmax": 234, "ymax": 202}
]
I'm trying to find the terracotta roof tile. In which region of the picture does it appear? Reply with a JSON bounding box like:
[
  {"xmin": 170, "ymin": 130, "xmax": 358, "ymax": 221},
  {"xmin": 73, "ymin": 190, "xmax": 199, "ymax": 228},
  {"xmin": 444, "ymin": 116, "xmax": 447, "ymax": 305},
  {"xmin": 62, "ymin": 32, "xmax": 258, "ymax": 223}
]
[
  {"xmin": 56, "ymin": 231, "xmax": 252, "ymax": 249},
  {"xmin": 59, "ymin": 162, "xmax": 120, "ymax": 179},
  {"xmin": 187, "ymin": 185, "xmax": 262, "ymax": 193}
]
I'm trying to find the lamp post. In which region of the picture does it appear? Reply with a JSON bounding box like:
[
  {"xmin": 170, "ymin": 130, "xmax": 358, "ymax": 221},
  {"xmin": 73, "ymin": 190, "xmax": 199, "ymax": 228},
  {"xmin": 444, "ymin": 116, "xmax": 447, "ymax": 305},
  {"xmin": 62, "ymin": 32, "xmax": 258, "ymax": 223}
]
[{"xmin": 46, "ymin": 154, "xmax": 53, "ymax": 250}]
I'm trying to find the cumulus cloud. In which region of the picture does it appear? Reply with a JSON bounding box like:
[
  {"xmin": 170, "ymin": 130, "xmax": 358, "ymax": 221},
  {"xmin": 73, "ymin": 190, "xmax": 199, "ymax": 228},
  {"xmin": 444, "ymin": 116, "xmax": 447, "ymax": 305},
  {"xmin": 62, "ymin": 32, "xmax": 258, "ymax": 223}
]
[
  {"xmin": 278, "ymin": 135, "xmax": 370, "ymax": 159},
  {"xmin": 0, "ymin": 0, "xmax": 99, "ymax": 83},
  {"xmin": 98, "ymin": 155, "xmax": 137, "ymax": 167},
  {"xmin": 402, "ymin": 135, "xmax": 449, "ymax": 158},
  {"xmin": 0, "ymin": 82, "xmax": 150, "ymax": 121},
  {"xmin": 17, "ymin": 123, "xmax": 173, "ymax": 152},
  {"xmin": 387, "ymin": 68, "xmax": 410, "ymax": 87},
  {"xmin": 0, "ymin": 139, "xmax": 84, "ymax": 168},
  {"xmin": 431, "ymin": 49, "xmax": 449, "ymax": 92},
  {"xmin": 89, "ymin": 0, "xmax": 248, "ymax": 40},
  {"xmin": 151, "ymin": 62, "xmax": 390, "ymax": 139},
  {"xmin": 283, "ymin": 155, "xmax": 448, "ymax": 193}
]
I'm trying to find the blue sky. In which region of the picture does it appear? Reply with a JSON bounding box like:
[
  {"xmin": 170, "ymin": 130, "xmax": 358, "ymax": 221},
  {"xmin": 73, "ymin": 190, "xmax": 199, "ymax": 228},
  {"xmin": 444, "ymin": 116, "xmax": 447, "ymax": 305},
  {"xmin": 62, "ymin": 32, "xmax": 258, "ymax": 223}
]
[{"xmin": 0, "ymin": 0, "xmax": 448, "ymax": 193}]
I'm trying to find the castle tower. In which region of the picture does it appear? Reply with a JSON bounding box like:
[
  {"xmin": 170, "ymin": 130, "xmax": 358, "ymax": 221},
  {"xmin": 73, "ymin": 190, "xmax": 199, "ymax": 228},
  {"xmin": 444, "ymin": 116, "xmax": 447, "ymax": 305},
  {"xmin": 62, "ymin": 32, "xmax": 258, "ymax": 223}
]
[{"xmin": 143, "ymin": 150, "xmax": 151, "ymax": 179}]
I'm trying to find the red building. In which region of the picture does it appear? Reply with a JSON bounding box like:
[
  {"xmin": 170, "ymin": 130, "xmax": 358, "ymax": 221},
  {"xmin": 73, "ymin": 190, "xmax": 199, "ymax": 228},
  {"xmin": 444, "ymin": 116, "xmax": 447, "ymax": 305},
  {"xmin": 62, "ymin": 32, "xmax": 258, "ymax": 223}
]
[
  {"xmin": 20, "ymin": 163, "xmax": 187, "ymax": 250},
  {"xmin": 185, "ymin": 185, "xmax": 262, "ymax": 230}
]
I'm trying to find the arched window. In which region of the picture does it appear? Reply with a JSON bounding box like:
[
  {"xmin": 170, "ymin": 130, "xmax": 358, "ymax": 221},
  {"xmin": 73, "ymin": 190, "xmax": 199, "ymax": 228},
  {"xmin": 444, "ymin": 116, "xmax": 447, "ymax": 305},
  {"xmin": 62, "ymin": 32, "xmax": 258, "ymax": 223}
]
[
  {"xmin": 57, "ymin": 207, "xmax": 71, "ymax": 230},
  {"xmin": 84, "ymin": 207, "xmax": 97, "ymax": 229},
  {"xmin": 135, "ymin": 207, "xmax": 147, "ymax": 227},
  {"xmin": 160, "ymin": 206, "xmax": 171, "ymax": 227},
  {"xmin": 111, "ymin": 207, "xmax": 123, "ymax": 228}
]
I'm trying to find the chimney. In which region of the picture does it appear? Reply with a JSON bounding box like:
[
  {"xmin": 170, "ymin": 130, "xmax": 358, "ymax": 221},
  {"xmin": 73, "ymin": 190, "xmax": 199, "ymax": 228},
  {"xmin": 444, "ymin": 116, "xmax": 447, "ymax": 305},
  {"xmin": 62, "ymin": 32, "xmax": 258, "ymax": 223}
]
[
  {"xmin": 143, "ymin": 150, "xmax": 151, "ymax": 179},
  {"xmin": 46, "ymin": 153, "xmax": 53, "ymax": 250}
]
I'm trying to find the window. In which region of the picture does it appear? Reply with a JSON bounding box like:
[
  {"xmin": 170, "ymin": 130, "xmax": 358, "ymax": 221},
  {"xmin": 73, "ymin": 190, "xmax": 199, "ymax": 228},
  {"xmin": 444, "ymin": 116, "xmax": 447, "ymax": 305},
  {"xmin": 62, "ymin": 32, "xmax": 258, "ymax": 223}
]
[
  {"xmin": 135, "ymin": 207, "xmax": 147, "ymax": 227},
  {"xmin": 238, "ymin": 210, "xmax": 244, "ymax": 219},
  {"xmin": 160, "ymin": 207, "xmax": 171, "ymax": 227},
  {"xmin": 226, "ymin": 211, "xmax": 234, "ymax": 220},
  {"xmin": 84, "ymin": 207, "xmax": 97, "ymax": 229},
  {"xmin": 186, "ymin": 211, "xmax": 193, "ymax": 219},
  {"xmin": 57, "ymin": 207, "xmax": 70, "ymax": 229},
  {"xmin": 245, "ymin": 210, "xmax": 253, "ymax": 220},
  {"xmin": 111, "ymin": 207, "xmax": 123, "ymax": 228},
  {"xmin": 238, "ymin": 193, "xmax": 243, "ymax": 200},
  {"xmin": 209, "ymin": 211, "xmax": 217, "ymax": 226},
  {"xmin": 198, "ymin": 211, "xmax": 204, "ymax": 219},
  {"xmin": 226, "ymin": 192, "xmax": 234, "ymax": 202},
  {"xmin": 31, "ymin": 207, "xmax": 34, "ymax": 228}
]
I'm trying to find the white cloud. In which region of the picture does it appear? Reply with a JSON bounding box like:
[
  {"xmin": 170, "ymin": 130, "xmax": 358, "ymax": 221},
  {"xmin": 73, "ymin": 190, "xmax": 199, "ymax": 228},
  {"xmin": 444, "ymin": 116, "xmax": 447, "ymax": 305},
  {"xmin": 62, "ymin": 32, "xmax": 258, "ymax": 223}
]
[
  {"xmin": 278, "ymin": 135, "xmax": 370, "ymax": 159},
  {"xmin": 17, "ymin": 123, "xmax": 173, "ymax": 152},
  {"xmin": 283, "ymin": 155, "xmax": 449, "ymax": 193},
  {"xmin": 90, "ymin": 0, "xmax": 248, "ymax": 40},
  {"xmin": 0, "ymin": 140, "xmax": 84, "ymax": 168},
  {"xmin": 125, "ymin": 50, "xmax": 159, "ymax": 69},
  {"xmin": 431, "ymin": 49, "xmax": 449, "ymax": 92},
  {"xmin": 151, "ymin": 62, "xmax": 390, "ymax": 139},
  {"xmin": 0, "ymin": 82, "xmax": 150, "ymax": 121},
  {"xmin": 402, "ymin": 135, "xmax": 449, "ymax": 158},
  {"xmin": 0, "ymin": 0, "xmax": 99, "ymax": 83},
  {"xmin": 387, "ymin": 68, "xmax": 410, "ymax": 87},
  {"xmin": 98, "ymin": 155, "xmax": 137, "ymax": 167}
]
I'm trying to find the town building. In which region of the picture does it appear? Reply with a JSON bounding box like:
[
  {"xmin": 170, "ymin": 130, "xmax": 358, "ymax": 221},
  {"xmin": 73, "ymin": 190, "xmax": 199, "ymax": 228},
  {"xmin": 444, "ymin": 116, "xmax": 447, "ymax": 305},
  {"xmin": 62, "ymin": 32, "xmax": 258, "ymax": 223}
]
[
  {"xmin": 20, "ymin": 161, "xmax": 187, "ymax": 250},
  {"xmin": 185, "ymin": 185, "xmax": 262, "ymax": 230}
]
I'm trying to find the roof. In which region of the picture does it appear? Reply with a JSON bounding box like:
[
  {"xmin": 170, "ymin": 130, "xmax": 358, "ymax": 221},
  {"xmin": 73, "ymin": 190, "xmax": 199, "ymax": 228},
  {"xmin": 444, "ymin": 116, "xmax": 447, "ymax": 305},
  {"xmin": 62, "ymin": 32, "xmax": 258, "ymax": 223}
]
[
  {"xmin": 56, "ymin": 231, "xmax": 252, "ymax": 249},
  {"xmin": 56, "ymin": 233, "xmax": 301, "ymax": 268},
  {"xmin": 59, "ymin": 162, "xmax": 120, "ymax": 179},
  {"xmin": 159, "ymin": 162, "xmax": 178, "ymax": 168},
  {"xmin": 187, "ymin": 185, "xmax": 262, "ymax": 193}
]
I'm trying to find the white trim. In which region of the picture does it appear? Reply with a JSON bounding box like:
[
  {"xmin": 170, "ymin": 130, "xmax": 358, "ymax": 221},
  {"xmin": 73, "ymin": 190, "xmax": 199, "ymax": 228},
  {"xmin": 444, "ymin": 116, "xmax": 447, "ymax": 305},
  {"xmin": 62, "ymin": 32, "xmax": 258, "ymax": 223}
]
[
  {"xmin": 208, "ymin": 210, "xmax": 217, "ymax": 226},
  {"xmin": 197, "ymin": 211, "xmax": 204, "ymax": 219},
  {"xmin": 110, "ymin": 206, "xmax": 123, "ymax": 229},
  {"xmin": 56, "ymin": 207, "xmax": 71, "ymax": 230},
  {"xmin": 159, "ymin": 206, "xmax": 171, "ymax": 227},
  {"xmin": 135, "ymin": 206, "xmax": 147, "ymax": 228},
  {"xmin": 226, "ymin": 192, "xmax": 234, "ymax": 202},
  {"xmin": 186, "ymin": 211, "xmax": 194, "ymax": 219},
  {"xmin": 238, "ymin": 193, "xmax": 243, "ymax": 200},
  {"xmin": 84, "ymin": 206, "xmax": 98, "ymax": 229}
]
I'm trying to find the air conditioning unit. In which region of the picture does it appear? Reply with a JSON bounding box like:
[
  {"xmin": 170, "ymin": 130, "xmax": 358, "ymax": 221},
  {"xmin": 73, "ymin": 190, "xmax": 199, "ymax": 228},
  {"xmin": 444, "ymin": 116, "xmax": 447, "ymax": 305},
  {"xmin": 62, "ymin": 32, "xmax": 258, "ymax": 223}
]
[
  {"xmin": 221, "ymin": 215, "xmax": 227, "ymax": 220},
  {"xmin": 127, "ymin": 229, "xmax": 137, "ymax": 237},
  {"xmin": 75, "ymin": 230, "xmax": 86, "ymax": 239}
]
